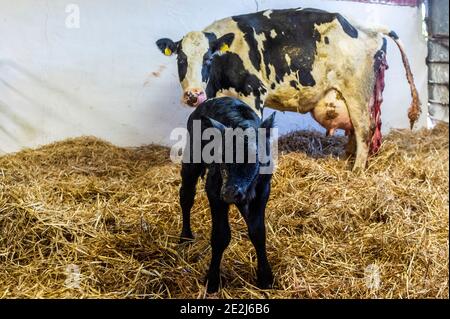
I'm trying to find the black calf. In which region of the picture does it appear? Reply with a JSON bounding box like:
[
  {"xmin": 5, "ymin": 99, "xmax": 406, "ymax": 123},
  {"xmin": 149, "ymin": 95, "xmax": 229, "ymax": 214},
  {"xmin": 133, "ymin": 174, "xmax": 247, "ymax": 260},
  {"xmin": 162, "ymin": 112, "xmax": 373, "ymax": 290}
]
[{"xmin": 179, "ymin": 97, "xmax": 275, "ymax": 293}]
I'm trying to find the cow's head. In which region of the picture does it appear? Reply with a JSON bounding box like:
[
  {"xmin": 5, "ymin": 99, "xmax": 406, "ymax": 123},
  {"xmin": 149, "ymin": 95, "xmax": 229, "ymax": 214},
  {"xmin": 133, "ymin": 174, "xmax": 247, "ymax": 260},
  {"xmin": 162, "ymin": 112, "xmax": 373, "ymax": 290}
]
[{"xmin": 156, "ymin": 31, "xmax": 235, "ymax": 107}]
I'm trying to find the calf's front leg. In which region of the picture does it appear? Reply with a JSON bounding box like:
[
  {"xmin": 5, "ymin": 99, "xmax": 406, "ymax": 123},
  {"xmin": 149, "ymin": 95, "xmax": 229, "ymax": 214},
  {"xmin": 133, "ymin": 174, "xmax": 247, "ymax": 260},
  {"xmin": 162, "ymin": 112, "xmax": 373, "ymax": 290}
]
[
  {"xmin": 205, "ymin": 195, "xmax": 231, "ymax": 293},
  {"xmin": 239, "ymin": 180, "xmax": 273, "ymax": 289}
]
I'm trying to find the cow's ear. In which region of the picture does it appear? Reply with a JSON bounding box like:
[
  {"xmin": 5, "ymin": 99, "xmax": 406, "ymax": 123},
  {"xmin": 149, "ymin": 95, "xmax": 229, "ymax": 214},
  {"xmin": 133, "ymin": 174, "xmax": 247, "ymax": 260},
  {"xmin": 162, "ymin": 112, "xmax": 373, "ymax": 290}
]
[
  {"xmin": 211, "ymin": 33, "xmax": 235, "ymax": 55},
  {"xmin": 156, "ymin": 38, "xmax": 179, "ymax": 56}
]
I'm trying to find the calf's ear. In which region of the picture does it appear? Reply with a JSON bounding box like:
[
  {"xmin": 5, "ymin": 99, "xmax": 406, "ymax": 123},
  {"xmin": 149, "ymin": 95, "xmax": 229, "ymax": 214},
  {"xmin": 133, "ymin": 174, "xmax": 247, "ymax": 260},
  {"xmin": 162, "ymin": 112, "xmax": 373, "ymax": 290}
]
[
  {"xmin": 202, "ymin": 116, "xmax": 227, "ymax": 133},
  {"xmin": 156, "ymin": 38, "xmax": 179, "ymax": 56},
  {"xmin": 211, "ymin": 33, "xmax": 235, "ymax": 55},
  {"xmin": 260, "ymin": 112, "xmax": 276, "ymax": 138},
  {"xmin": 260, "ymin": 112, "xmax": 276, "ymax": 129}
]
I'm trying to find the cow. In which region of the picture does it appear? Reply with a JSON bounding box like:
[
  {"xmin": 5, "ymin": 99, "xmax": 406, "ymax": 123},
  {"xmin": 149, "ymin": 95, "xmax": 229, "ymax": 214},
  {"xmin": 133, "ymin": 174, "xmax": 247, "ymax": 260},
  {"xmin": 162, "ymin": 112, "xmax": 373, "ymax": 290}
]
[
  {"xmin": 156, "ymin": 8, "xmax": 421, "ymax": 172},
  {"xmin": 179, "ymin": 97, "xmax": 276, "ymax": 293}
]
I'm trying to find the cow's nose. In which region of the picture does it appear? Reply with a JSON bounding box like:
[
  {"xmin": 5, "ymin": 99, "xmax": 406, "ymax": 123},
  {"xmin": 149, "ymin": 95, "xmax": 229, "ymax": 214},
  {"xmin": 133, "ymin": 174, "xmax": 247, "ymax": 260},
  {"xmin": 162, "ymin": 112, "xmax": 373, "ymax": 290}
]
[
  {"xmin": 184, "ymin": 91, "xmax": 198, "ymax": 106},
  {"xmin": 183, "ymin": 89, "xmax": 206, "ymax": 107},
  {"xmin": 221, "ymin": 186, "xmax": 245, "ymax": 204}
]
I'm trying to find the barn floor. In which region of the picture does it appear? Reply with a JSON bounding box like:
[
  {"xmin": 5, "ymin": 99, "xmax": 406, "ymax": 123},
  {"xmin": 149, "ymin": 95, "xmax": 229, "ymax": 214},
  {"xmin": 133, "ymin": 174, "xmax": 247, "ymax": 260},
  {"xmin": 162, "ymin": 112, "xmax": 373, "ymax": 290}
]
[{"xmin": 0, "ymin": 125, "xmax": 448, "ymax": 299}]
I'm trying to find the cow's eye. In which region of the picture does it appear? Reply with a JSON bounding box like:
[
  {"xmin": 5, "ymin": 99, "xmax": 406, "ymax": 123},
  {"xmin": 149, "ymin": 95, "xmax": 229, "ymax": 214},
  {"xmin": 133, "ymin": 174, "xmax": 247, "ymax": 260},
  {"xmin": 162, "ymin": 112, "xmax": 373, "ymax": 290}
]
[{"xmin": 204, "ymin": 52, "xmax": 213, "ymax": 62}]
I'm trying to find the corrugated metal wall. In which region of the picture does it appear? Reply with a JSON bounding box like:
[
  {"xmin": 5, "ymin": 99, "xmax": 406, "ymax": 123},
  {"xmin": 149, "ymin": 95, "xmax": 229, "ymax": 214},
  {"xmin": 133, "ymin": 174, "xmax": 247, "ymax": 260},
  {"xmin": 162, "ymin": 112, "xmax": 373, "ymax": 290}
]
[
  {"xmin": 345, "ymin": 0, "xmax": 419, "ymax": 6},
  {"xmin": 426, "ymin": 0, "xmax": 449, "ymax": 123}
]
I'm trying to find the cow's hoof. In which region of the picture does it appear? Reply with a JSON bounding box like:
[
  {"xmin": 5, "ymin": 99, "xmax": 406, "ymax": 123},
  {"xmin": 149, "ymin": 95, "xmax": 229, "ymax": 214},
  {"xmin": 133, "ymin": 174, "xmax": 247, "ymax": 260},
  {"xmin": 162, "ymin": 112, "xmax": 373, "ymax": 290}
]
[{"xmin": 351, "ymin": 165, "xmax": 365, "ymax": 175}]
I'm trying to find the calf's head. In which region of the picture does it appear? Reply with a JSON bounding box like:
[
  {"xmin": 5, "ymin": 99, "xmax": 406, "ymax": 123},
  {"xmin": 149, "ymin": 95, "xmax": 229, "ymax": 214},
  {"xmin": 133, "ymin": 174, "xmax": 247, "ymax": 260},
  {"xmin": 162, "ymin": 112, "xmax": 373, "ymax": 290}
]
[
  {"xmin": 156, "ymin": 32, "xmax": 235, "ymax": 107},
  {"xmin": 205, "ymin": 113, "xmax": 276, "ymax": 204}
]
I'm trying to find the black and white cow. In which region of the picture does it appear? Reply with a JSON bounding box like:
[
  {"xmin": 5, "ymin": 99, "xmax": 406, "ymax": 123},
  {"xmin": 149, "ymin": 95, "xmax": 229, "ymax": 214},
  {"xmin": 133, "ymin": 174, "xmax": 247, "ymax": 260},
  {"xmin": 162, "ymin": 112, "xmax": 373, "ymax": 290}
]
[{"xmin": 156, "ymin": 8, "xmax": 421, "ymax": 172}]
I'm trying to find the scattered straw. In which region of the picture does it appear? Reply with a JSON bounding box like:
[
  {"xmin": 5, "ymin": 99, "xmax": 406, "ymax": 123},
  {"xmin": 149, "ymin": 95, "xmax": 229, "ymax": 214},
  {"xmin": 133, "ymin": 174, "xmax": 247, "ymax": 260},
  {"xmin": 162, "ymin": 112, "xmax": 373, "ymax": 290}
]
[{"xmin": 0, "ymin": 124, "xmax": 448, "ymax": 298}]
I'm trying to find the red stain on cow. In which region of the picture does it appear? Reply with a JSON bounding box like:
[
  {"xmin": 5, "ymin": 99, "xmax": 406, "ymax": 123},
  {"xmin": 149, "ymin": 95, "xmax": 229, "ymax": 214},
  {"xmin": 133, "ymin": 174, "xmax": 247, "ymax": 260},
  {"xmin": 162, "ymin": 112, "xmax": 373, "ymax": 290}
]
[{"xmin": 369, "ymin": 49, "xmax": 388, "ymax": 155}]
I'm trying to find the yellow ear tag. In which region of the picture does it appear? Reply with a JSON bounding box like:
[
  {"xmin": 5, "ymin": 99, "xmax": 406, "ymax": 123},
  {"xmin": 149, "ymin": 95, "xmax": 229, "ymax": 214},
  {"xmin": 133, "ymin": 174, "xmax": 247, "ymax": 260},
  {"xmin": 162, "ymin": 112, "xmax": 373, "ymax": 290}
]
[
  {"xmin": 164, "ymin": 47, "xmax": 172, "ymax": 56},
  {"xmin": 220, "ymin": 43, "xmax": 230, "ymax": 53}
]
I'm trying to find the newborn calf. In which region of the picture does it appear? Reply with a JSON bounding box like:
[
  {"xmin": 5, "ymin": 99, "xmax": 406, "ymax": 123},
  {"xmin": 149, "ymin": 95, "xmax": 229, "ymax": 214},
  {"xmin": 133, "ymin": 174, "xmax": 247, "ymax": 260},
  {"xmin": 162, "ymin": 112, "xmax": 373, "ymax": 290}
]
[{"xmin": 179, "ymin": 97, "xmax": 276, "ymax": 293}]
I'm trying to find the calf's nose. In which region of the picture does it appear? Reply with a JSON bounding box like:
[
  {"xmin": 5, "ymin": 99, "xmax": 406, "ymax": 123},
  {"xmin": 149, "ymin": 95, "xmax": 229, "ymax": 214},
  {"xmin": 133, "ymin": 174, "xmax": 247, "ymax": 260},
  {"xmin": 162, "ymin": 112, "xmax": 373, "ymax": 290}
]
[{"xmin": 221, "ymin": 186, "xmax": 245, "ymax": 204}]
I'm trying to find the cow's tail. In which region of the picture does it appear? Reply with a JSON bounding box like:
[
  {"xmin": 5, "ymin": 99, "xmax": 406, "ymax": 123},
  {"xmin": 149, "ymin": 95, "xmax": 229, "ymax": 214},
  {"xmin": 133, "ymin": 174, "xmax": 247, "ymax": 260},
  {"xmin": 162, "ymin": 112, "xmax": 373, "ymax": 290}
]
[
  {"xmin": 357, "ymin": 24, "xmax": 422, "ymax": 129},
  {"xmin": 383, "ymin": 30, "xmax": 422, "ymax": 129}
]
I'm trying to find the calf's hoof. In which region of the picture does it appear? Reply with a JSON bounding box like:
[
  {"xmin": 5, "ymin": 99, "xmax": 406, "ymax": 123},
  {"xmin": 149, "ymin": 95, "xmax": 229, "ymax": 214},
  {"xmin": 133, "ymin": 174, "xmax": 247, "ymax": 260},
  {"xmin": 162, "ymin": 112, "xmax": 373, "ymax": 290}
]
[
  {"xmin": 206, "ymin": 275, "xmax": 221, "ymax": 294},
  {"xmin": 257, "ymin": 270, "xmax": 274, "ymax": 290},
  {"xmin": 179, "ymin": 232, "xmax": 194, "ymax": 244}
]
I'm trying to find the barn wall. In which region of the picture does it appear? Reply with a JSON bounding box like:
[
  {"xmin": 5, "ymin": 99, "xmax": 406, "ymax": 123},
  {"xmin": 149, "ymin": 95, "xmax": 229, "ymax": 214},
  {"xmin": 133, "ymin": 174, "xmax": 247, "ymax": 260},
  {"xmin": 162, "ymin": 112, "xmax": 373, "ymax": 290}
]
[
  {"xmin": 342, "ymin": 0, "xmax": 419, "ymax": 6},
  {"xmin": 0, "ymin": 0, "xmax": 428, "ymax": 154},
  {"xmin": 427, "ymin": 0, "xmax": 449, "ymax": 123}
]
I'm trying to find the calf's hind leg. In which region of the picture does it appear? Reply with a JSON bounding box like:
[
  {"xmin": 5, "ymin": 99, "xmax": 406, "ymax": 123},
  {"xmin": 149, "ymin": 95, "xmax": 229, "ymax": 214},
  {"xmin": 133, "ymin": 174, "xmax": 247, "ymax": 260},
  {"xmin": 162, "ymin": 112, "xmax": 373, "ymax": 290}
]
[{"xmin": 179, "ymin": 163, "xmax": 203, "ymax": 243}]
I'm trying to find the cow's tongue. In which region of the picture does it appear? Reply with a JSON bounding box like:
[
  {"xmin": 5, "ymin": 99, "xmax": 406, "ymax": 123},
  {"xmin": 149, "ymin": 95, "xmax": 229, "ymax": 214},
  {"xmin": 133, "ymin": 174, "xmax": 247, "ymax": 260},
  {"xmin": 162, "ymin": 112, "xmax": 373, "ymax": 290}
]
[{"xmin": 197, "ymin": 94, "xmax": 207, "ymax": 105}]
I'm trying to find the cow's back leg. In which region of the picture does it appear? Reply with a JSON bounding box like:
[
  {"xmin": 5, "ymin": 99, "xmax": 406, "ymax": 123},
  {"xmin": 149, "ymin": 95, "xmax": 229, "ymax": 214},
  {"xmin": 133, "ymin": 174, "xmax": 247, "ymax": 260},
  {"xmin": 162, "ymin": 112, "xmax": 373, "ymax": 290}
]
[
  {"xmin": 340, "ymin": 92, "xmax": 371, "ymax": 172},
  {"xmin": 179, "ymin": 162, "xmax": 203, "ymax": 243}
]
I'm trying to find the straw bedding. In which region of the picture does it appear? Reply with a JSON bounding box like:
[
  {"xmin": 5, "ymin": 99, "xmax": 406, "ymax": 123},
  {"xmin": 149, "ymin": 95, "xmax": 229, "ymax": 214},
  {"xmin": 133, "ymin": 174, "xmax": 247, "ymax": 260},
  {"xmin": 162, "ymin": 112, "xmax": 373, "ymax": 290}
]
[{"xmin": 0, "ymin": 124, "xmax": 448, "ymax": 298}]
